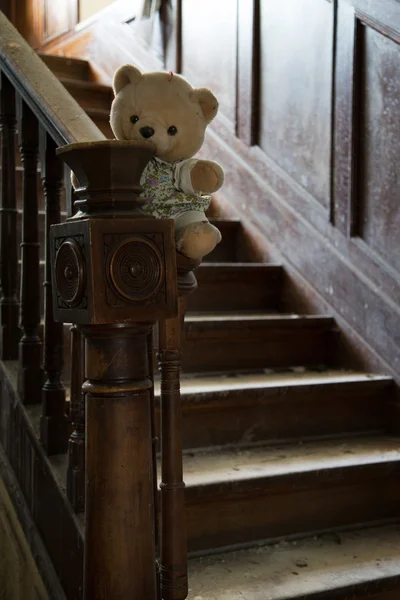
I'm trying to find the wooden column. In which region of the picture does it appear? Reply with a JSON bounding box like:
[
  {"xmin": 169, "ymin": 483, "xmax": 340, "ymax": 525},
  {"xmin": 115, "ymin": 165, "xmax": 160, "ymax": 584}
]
[
  {"xmin": 0, "ymin": 72, "xmax": 19, "ymax": 360},
  {"xmin": 82, "ymin": 323, "xmax": 158, "ymax": 600},
  {"xmin": 39, "ymin": 131, "xmax": 68, "ymax": 454},
  {"xmin": 51, "ymin": 140, "xmax": 178, "ymax": 600},
  {"xmin": 67, "ymin": 325, "xmax": 85, "ymax": 512},
  {"xmin": 158, "ymin": 255, "xmax": 199, "ymax": 600},
  {"xmin": 17, "ymin": 98, "xmax": 43, "ymax": 403}
]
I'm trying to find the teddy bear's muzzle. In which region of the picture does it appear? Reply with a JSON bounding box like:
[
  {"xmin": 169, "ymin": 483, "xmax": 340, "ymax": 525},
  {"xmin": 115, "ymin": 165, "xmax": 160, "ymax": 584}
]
[{"xmin": 140, "ymin": 126, "xmax": 155, "ymax": 139}]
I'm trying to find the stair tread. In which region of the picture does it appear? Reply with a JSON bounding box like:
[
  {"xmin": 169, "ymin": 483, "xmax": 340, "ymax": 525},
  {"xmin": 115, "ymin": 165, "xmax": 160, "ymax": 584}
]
[
  {"xmin": 155, "ymin": 369, "xmax": 391, "ymax": 397},
  {"xmin": 185, "ymin": 313, "xmax": 333, "ymax": 324},
  {"xmin": 179, "ymin": 436, "xmax": 400, "ymax": 487},
  {"xmin": 188, "ymin": 524, "xmax": 400, "ymax": 599},
  {"xmin": 58, "ymin": 77, "xmax": 112, "ymax": 93},
  {"xmin": 199, "ymin": 262, "xmax": 277, "ymax": 268}
]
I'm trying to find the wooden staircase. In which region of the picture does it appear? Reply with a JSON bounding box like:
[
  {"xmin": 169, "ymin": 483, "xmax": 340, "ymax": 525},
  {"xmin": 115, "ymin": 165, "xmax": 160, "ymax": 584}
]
[{"xmin": 17, "ymin": 52, "xmax": 400, "ymax": 598}]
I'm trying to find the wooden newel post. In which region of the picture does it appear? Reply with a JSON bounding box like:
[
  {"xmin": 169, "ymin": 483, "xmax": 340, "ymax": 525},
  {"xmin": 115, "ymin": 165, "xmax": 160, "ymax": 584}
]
[{"xmin": 49, "ymin": 140, "xmax": 178, "ymax": 600}]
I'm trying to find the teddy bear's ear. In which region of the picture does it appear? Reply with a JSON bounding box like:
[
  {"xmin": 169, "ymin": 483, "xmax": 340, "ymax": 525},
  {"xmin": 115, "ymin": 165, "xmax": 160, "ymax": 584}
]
[
  {"xmin": 191, "ymin": 88, "xmax": 219, "ymax": 124},
  {"xmin": 113, "ymin": 65, "xmax": 142, "ymax": 95}
]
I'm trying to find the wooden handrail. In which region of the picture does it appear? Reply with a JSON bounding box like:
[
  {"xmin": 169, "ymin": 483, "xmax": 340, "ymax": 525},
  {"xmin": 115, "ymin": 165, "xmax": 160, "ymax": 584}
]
[{"xmin": 0, "ymin": 10, "xmax": 104, "ymax": 146}]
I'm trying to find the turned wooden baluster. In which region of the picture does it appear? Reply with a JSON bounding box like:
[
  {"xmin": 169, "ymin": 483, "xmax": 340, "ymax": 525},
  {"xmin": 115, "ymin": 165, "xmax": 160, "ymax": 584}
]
[
  {"xmin": 0, "ymin": 72, "xmax": 19, "ymax": 359},
  {"xmin": 148, "ymin": 327, "xmax": 161, "ymax": 598},
  {"xmin": 67, "ymin": 325, "xmax": 85, "ymax": 512},
  {"xmin": 17, "ymin": 98, "xmax": 43, "ymax": 402},
  {"xmin": 39, "ymin": 131, "xmax": 68, "ymax": 455},
  {"xmin": 158, "ymin": 255, "xmax": 200, "ymax": 600}
]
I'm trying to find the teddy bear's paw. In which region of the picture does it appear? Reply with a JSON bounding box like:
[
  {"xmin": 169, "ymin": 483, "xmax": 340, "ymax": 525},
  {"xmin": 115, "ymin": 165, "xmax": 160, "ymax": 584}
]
[
  {"xmin": 177, "ymin": 222, "xmax": 221, "ymax": 259},
  {"xmin": 190, "ymin": 160, "xmax": 224, "ymax": 194}
]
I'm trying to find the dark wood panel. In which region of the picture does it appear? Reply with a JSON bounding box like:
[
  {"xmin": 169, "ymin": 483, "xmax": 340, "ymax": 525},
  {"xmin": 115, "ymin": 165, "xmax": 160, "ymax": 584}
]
[
  {"xmin": 357, "ymin": 24, "xmax": 400, "ymax": 273},
  {"xmin": 259, "ymin": 0, "xmax": 333, "ymax": 208},
  {"xmin": 13, "ymin": 0, "xmax": 78, "ymax": 48},
  {"xmin": 181, "ymin": 0, "xmax": 237, "ymax": 129},
  {"xmin": 44, "ymin": 0, "xmax": 70, "ymax": 43},
  {"xmin": 237, "ymin": 0, "xmax": 260, "ymax": 145}
]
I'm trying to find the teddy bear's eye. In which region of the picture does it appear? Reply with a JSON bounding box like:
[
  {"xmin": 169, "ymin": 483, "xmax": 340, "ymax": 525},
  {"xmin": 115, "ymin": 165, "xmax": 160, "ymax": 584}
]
[
  {"xmin": 130, "ymin": 115, "xmax": 139, "ymax": 124},
  {"xmin": 167, "ymin": 126, "xmax": 178, "ymax": 136}
]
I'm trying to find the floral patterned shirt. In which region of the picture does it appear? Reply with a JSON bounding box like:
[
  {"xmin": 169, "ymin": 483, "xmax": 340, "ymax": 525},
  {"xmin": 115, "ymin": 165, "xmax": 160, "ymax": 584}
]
[{"xmin": 140, "ymin": 156, "xmax": 211, "ymax": 218}]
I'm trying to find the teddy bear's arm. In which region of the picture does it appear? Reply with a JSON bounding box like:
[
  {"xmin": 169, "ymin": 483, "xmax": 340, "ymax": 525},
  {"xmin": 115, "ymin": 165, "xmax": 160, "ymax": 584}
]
[{"xmin": 174, "ymin": 159, "xmax": 224, "ymax": 196}]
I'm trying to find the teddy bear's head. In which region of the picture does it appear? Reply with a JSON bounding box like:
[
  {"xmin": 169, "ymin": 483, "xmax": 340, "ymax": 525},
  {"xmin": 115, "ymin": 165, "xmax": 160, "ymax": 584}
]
[{"xmin": 110, "ymin": 65, "xmax": 219, "ymax": 163}]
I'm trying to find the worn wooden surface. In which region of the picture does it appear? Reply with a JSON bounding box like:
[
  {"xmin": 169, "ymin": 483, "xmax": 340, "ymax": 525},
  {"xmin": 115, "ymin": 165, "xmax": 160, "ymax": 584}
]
[
  {"xmin": 0, "ymin": 12, "xmax": 104, "ymax": 146},
  {"xmin": 38, "ymin": 0, "xmax": 400, "ymax": 381}
]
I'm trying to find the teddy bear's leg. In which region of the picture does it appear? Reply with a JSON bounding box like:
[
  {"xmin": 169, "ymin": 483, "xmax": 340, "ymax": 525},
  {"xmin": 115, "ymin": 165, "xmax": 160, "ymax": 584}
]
[{"xmin": 174, "ymin": 211, "xmax": 221, "ymax": 259}]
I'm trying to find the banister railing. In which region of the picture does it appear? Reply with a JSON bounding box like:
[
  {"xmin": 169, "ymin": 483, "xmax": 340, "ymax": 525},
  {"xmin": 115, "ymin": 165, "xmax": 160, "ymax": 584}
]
[
  {"xmin": 0, "ymin": 11, "xmax": 104, "ymax": 147},
  {"xmin": 0, "ymin": 11, "xmax": 194, "ymax": 600}
]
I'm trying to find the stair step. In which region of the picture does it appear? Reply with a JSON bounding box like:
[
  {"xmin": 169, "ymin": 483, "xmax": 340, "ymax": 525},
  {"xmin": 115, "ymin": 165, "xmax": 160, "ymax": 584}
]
[
  {"xmin": 38, "ymin": 53, "xmax": 90, "ymax": 81},
  {"xmin": 188, "ymin": 523, "xmax": 400, "ymax": 599},
  {"xmin": 179, "ymin": 436, "xmax": 400, "ymax": 552},
  {"xmin": 188, "ymin": 263, "xmax": 283, "ymax": 312},
  {"xmin": 85, "ymin": 107, "xmax": 113, "ymax": 138},
  {"xmin": 59, "ymin": 78, "xmax": 113, "ymax": 111},
  {"xmin": 153, "ymin": 371, "xmax": 393, "ymax": 450},
  {"xmin": 205, "ymin": 219, "xmax": 242, "ymax": 263},
  {"xmin": 182, "ymin": 313, "xmax": 335, "ymax": 372}
]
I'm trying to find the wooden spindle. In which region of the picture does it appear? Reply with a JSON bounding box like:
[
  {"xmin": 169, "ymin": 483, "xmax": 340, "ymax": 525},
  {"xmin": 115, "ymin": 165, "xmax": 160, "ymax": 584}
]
[
  {"xmin": 158, "ymin": 255, "xmax": 199, "ymax": 600},
  {"xmin": 39, "ymin": 130, "xmax": 68, "ymax": 455},
  {"xmin": 0, "ymin": 72, "xmax": 19, "ymax": 359},
  {"xmin": 17, "ymin": 97, "xmax": 43, "ymax": 402},
  {"xmin": 148, "ymin": 327, "xmax": 161, "ymax": 598},
  {"xmin": 67, "ymin": 325, "xmax": 85, "ymax": 512}
]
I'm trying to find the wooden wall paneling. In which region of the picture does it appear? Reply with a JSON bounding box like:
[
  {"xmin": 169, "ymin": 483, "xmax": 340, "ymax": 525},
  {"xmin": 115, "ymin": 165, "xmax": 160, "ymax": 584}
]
[
  {"xmin": 259, "ymin": 0, "xmax": 334, "ymax": 210},
  {"xmin": 181, "ymin": 0, "xmax": 238, "ymax": 130},
  {"xmin": 42, "ymin": 0, "xmax": 78, "ymax": 46},
  {"xmin": 356, "ymin": 21, "xmax": 400, "ymax": 272},
  {"xmin": 162, "ymin": 0, "xmax": 182, "ymax": 72},
  {"xmin": 332, "ymin": 1, "xmax": 361, "ymax": 236},
  {"xmin": 14, "ymin": 1, "xmax": 43, "ymax": 50},
  {"xmin": 237, "ymin": 0, "xmax": 260, "ymax": 145},
  {"xmin": 201, "ymin": 117, "xmax": 400, "ymax": 382},
  {"xmin": 0, "ymin": 0, "xmax": 13, "ymax": 19},
  {"xmin": 333, "ymin": 0, "xmax": 400, "ymax": 264}
]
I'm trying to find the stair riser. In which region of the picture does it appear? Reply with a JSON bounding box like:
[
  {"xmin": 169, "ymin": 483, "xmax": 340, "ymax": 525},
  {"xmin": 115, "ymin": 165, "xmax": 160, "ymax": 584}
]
[
  {"xmin": 91, "ymin": 116, "xmax": 113, "ymax": 138},
  {"xmin": 187, "ymin": 267, "xmax": 282, "ymax": 312},
  {"xmin": 39, "ymin": 53, "xmax": 90, "ymax": 80},
  {"xmin": 203, "ymin": 222, "xmax": 241, "ymax": 263},
  {"xmin": 182, "ymin": 326, "xmax": 334, "ymax": 371},
  {"xmin": 185, "ymin": 461, "xmax": 400, "ymax": 552},
  {"xmin": 63, "ymin": 82, "xmax": 113, "ymax": 111},
  {"xmin": 59, "ymin": 322, "xmax": 334, "ymax": 379},
  {"xmin": 155, "ymin": 381, "xmax": 392, "ymax": 450}
]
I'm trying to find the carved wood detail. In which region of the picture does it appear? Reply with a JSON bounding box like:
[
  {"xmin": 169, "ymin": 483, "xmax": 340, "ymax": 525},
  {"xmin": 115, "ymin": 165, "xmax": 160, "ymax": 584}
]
[
  {"xmin": 17, "ymin": 98, "xmax": 43, "ymax": 403},
  {"xmin": 39, "ymin": 130, "xmax": 68, "ymax": 455}
]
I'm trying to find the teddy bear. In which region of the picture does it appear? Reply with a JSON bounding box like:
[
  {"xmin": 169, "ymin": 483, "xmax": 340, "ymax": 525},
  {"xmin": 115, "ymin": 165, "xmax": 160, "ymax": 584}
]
[{"xmin": 109, "ymin": 65, "xmax": 224, "ymax": 260}]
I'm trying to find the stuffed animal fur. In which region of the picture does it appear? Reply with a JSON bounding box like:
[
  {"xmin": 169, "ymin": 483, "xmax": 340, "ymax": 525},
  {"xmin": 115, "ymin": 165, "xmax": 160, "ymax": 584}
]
[{"xmin": 110, "ymin": 65, "xmax": 224, "ymax": 259}]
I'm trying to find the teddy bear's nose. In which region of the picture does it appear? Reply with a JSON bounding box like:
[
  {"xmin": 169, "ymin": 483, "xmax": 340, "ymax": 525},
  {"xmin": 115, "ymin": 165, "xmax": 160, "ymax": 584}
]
[{"xmin": 140, "ymin": 126, "xmax": 155, "ymax": 139}]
